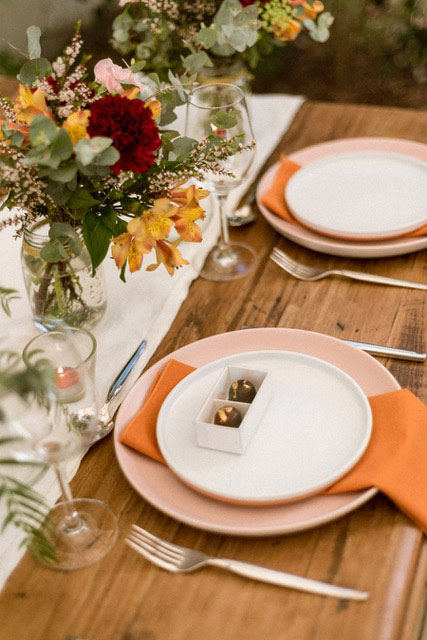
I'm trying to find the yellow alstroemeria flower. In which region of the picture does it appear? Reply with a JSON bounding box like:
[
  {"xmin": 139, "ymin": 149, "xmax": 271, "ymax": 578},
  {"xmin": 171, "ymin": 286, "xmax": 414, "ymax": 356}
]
[
  {"xmin": 274, "ymin": 19, "xmax": 302, "ymax": 42},
  {"xmin": 14, "ymin": 85, "xmax": 53, "ymax": 125},
  {"xmin": 147, "ymin": 240, "xmax": 189, "ymax": 277},
  {"xmin": 111, "ymin": 198, "xmax": 178, "ymax": 273},
  {"xmin": 63, "ymin": 110, "xmax": 90, "ymax": 144},
  {"xmin": 146, "ymin": 99, "xmax": 161, "ymax": 120},
  {"xmin": 170, "ymin": 185, "xmax": 208, "ymax": 243},
  {"xmin": 120, "ymin": 88, "xmax": 161, "ymax": 120}
]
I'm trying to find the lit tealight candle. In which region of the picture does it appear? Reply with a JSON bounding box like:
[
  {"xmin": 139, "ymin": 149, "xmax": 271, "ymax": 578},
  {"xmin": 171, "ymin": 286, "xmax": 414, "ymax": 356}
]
[{"xmin": 55, "ymin": 366, "xmax": 83, "ymax": 403}]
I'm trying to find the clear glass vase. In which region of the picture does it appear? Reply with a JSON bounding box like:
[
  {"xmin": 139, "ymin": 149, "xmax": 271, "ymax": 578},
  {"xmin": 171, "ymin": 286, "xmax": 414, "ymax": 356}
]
[
  {"xmin": 198, "ymin": 55, "xmax": 252, "ymax": 94},
  {"xmin": 21, "ymin": 221, "xmax": 107, "ymax": 331}
]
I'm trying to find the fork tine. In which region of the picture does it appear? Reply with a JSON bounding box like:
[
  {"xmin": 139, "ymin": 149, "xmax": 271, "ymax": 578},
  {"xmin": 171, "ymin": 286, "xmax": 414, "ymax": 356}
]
[
  {"xmin": 129, "ymin": 531, "xmax": 182, "ymax": 563},
  {"xmin": 272, "ymin": 248, "xmax": 303, "ymax": 272},
  {"xmin": 131, "ymin": 524, "xmax": 184, "ymax": 557},
  {"xmin": 125, "ymin": 537, "xmax": 179, "ymax": 572}
]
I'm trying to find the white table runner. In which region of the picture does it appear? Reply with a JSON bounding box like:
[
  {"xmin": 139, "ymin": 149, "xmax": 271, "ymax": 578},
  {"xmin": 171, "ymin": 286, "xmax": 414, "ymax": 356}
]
[{"xmin": 0, "ymin": 93, "xmax": 304, "ymax": 590}]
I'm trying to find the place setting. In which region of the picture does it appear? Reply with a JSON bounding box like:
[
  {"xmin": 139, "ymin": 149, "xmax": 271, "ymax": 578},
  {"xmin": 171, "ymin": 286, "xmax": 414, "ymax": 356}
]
[
  {"xmin": 114, "ymin": 327, "xmax": 427, "ymax": 543},
  {"xmin": 256, "ymin": 137, "xmax": 427, "ymax": 258}
]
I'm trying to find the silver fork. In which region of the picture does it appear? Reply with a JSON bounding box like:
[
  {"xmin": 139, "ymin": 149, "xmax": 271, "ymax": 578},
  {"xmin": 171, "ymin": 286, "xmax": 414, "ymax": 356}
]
[
  {"xmin": 126, "ymin": 525, "xmax": 368, "ymax": 600},
  {"xmin": 270, "ymin": 247, "xmax": 427, "ymax": 290}
]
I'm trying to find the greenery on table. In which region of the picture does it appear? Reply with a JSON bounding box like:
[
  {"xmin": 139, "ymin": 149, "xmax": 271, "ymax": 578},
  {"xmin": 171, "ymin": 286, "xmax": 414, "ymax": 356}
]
[
  {"xmin": 0, "ymin": 326, "xmax": 57, "ymax": 562},
  {"xmin": 112, "ymin": 0, "xmax": 333, "ymax": 78}
]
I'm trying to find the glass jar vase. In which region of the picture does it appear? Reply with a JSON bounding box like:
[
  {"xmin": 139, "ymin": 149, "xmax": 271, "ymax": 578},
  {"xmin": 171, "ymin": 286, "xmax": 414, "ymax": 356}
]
[
  {"xmin": 198, "ymin": 55, "xmax": 253, "ymax": 95},
  {"xmin": 21, "ymin": 221, "xmax": 107, "ymax": 331}
]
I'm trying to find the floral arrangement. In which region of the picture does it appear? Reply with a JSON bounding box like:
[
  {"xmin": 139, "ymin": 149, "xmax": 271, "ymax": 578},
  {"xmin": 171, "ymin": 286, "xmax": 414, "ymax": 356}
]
[
  {"xmin": 0, "ymin": 24, "xmax": 248, "ymax": 327},
  {"xmin": 0, "ymin": 24, "xmax": 244, "ymax": 278},
  {"xmin": 112, "ymin": 0, "xmax": 334, "ymax": 76}
]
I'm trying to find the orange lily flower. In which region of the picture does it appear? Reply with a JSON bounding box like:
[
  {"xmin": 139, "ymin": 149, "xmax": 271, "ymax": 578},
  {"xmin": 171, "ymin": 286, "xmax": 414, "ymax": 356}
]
[
  {"xmin": 63, "ymin": 110, "xmax": 90, "ymax": 144},
  {"xmin": 14, "ymin": 85, "xmax": 54, "ymax": 125}
]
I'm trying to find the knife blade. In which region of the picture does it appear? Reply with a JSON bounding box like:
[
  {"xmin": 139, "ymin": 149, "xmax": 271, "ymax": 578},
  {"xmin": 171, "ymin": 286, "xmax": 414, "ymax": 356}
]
[{"xmin": 107, "ymin": 338, "xmax": 147, "ymax": 402}]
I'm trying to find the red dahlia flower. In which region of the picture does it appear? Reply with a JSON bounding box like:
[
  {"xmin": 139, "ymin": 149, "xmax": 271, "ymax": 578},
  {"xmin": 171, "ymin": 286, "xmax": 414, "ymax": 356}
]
[
  {"xmin": 87, "ymin": 95, "xmax": 161, "ymax": 174},
  {"xmin": 239, "ymin": 0, "xmax": 268, "ymax": 5}
]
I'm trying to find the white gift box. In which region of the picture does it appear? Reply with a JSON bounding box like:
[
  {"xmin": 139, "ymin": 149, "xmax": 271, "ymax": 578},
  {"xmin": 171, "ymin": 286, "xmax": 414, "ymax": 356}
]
[{"xmin": 195, "ymin": 365, "xmax": 271, "ymax": 454}]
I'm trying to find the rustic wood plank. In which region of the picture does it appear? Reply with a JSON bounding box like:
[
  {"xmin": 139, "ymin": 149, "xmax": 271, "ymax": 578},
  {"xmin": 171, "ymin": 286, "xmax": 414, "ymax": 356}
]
[{"xmin": 0, "ymin": 100, "xmax": 425, "ymax": 640}]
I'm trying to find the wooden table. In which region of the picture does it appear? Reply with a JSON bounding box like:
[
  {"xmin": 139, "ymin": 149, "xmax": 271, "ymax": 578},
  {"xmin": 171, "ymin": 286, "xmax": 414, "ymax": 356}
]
[{"xmin": 1, "ymin": 101, "xmax": 426, "ymax": 640}]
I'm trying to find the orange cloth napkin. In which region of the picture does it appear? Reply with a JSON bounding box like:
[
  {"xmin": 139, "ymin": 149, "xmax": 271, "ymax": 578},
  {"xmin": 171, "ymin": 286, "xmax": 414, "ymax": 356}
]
[
  {"xmin": 120, "ymin": 359, "xmax": 427, "ymax": 533},
  {"xmin": 262, "ymin": 156, "xmax": 427, "ymax": 238}
]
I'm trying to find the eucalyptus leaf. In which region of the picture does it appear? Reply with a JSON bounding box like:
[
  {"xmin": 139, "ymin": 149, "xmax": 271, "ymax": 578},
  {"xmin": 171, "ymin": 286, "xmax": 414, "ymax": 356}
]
[
  {"xmin": 171, "ymin": 136, "xmax": 197, "ymax": 158},
  {"xmin": 29, "ymin": 115, "xmax": 57, "ymax": 147},
  {"xmin": 40, "ymin": 240, "xmax": 68, "ymax": 262},
  {"xmin": 45, "ymin": 163, "xmax": 77, "ymax": 183},
  {"xmin": 17, "ymin": 58, "xmax": 51, "ymax": 85},
  {"xmin": 212, "ymin": 109, "xmax": 238, "ymax": 129},
  {"xmin": 182, "ymin": 51, "xmax": 213, "ymax": 74},
  {"xmin": 48, "ymin": 222, "xmax": 82, "ymax": 256},
  {"xmin": 50, "ymin": 128, "xmax": 73, "ymax": 162},
  {"xmin": 196, "ymin": 27, "xmax": 217, "ymax": 50},
  {"xmin": 94, "ymin": 146, "xmax": 120, "ymax": 167},
  {"xmin": 26, "ymin": 26, "xmax": 41, "ymax": 59},
  {"xmin": 230, "ymin": 28, "xmax": 247, "ymax": 52},
  {"xmin": 45, "ymin": 180, "xmax": 73, "ymax": 205}
]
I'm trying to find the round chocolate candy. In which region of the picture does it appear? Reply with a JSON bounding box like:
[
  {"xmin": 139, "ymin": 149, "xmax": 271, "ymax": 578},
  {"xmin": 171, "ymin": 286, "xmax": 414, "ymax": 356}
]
[
  {"xmin": 228, "ymin": 379, "xmax": 256, "ymax": 403},
  {"xmin": 214, "ymin": 406, "xmax": 242, "ymax": 428}
]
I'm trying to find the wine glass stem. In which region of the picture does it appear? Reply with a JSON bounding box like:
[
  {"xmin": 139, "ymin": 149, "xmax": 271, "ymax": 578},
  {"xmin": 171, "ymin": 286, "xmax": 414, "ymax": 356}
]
[
  {"xmin": 217, "ymin": 193, "xmax": 230, "ymax": 247},
  {"xmin": 53, "ymin": 462, "xmax": 81, "ymax": 530}
]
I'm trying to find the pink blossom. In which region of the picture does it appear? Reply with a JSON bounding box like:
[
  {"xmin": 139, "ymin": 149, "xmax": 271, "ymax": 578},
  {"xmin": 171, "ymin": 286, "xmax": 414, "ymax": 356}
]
[
  {"xmin": 94, "ymin": 58, "xmax": 146, "ymax": 94},
  {"xmin": 118, "ymin": 0, "xmax": 139, "ymax": 6}
]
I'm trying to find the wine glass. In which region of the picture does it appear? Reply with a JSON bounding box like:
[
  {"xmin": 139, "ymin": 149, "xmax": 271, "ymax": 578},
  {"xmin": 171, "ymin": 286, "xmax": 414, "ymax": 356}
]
[
  {"xmin": 9, "ymin": 327, "xmax": 119, "ymax": 570},
  {"xmin": 185, "ymin": 83, "xmax": 257, "ymax": 281}
]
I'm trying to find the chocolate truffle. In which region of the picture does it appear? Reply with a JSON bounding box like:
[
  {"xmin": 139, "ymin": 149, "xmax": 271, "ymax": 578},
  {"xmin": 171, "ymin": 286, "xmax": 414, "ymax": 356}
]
[
  {"xmin": 228, "ymin": 379, "xmax": 256, "ymax": 403},
  {"xmin": 214, "ymin": 406, "xmax": 242, "ymax": 428}
]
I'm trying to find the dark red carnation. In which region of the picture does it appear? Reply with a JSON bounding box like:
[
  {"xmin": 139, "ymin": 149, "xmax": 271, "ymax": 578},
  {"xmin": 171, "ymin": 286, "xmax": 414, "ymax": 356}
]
[
  {"xmin": 87, "ymin": 95, "xmax": 161, "ymax": 174},
  {"xmin": 239, "ymin": 0, "xmax": 268, "ymax": 5}
]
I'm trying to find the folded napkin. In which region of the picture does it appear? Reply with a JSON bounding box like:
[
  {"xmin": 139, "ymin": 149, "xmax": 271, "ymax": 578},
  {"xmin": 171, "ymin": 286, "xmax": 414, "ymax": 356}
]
[
  {"xmin": 262, "ymin": 156, "xmax": 427, "ymax": 238},
  {"xmin": 120, "ymin": 359, "xmax": 427, "ymax": 533}
]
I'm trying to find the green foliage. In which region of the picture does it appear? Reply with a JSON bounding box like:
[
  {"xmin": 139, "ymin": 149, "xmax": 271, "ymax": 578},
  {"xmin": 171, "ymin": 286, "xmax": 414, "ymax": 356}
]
[
  {"xmin": 0, "ymin": 287, "xmax": 19, "ymax": 316},
  {"xmin": 26, "ymin": 26, "xmax": 42, "ymax": 60},
  {"xmin": 0, "ymin": 349, "xmax": 57, "ymax": 561}
]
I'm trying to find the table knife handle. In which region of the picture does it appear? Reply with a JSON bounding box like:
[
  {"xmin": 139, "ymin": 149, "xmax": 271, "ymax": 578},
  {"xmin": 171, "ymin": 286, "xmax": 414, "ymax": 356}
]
[{"xmin": 208, "ymin": 558, "xmax": 368, "ymax": 600}]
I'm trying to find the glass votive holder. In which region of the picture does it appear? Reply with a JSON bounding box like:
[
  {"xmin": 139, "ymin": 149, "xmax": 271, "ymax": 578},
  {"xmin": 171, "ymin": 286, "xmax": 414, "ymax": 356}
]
[{"xmin": 22, "ymin": 327, "xmax": 97, "ymax": 405}]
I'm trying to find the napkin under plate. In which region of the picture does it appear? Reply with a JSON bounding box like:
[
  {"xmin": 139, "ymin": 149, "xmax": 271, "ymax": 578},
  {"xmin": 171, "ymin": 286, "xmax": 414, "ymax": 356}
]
[{"xmin": 120, "ymin": 359, "xmax": 427, "ymax": 534}]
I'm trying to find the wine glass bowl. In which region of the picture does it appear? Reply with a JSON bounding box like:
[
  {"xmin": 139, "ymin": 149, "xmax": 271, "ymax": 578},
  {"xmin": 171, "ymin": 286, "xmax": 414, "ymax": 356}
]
[{"xmin": 186, "ymin": 83, "xmax": 257, "ymax": 281}]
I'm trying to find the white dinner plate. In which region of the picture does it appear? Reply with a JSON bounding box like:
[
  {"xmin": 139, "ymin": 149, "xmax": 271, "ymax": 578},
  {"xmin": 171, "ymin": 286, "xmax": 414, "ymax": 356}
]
[
  {"xmin": 156, "ymin": 350, "xmax": 372, "ymax": 505},
  {"xmin": 114, "ymin": 328, "xmax": 400, "ymax": 536},
  {"xmin": 285, "ymin": 151, "xmax": 427, "ymax": 240},
  {"xmin": 256, "ymin": 137, "xmax": 427, "ymax": 258}
]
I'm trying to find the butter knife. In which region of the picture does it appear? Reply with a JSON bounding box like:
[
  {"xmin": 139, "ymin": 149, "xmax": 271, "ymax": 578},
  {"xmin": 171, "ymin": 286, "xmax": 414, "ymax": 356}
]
[
  {"xmin": 239, "ymin": 326, "xmax": 425, "ymax": 362},
  {"xmin": 343, "ymin": 339, "xmax": 426, "ymax": 362},
  {"xmin": 97, "ymin": 338, "xmax": 148, "ymax": 437},
  {"xmin": 107, "ymin": 338, "xmax": 147, "ymax": 402}
]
